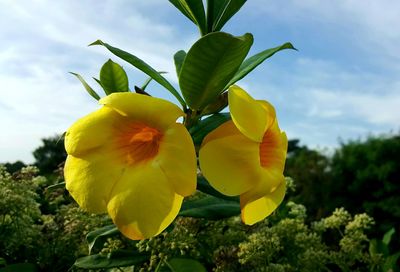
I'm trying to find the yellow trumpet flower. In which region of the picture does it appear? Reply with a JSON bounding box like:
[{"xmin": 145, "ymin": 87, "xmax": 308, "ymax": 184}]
[
  {"xmin": 64, "ymin": 93, "xmax": 196, "ymax": 240},
  {"xmin": 199, "ymin": 85, "xmax": 288, "ymax": 225}
]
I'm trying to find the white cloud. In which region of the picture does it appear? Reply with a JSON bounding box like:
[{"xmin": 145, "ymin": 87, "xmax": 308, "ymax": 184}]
[{"xmin": 0, "ymin": 0, "xmax": 193, "ymax": 163}]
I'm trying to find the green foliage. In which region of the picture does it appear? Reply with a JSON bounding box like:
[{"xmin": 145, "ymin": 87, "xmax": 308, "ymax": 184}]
[
  {"xmin": 2, "ymin": 160, "xmax": 26, "ymax": 174},
  {"xmin": 285, "ymin": 145, "xmax": 331, "ymax": 218},
  {"xmin": 330, "ymin": 135, "xmax": 400, "ymax": 235},
  {"xmin": 32, "ymin": 135, "xmax": 66, "ymax": 176},
  {"xmin": 81, "ymin": 194, "xmax": 387, "ymax": 271},
  {"xmin": 179, "ymin": 32, "xmax": 253, "ymax": 110},
  {"xmin": 285, "ymin": 134, "xmax": 400, "ymax": 239},
  {"xmin": 99, "ymin": 59, "xmax": 129, "ymax": 94},
  {"xmin": 0, "ymin": 166, "xmax": 109, "ymax": 271},
  {"xmin": 90, "ymin": 40, "xmax": 186, "ymax": 107},
  {"xmin": 0, "ymin": 166, "xmax": 42, "ymax": 263},
  {"xmin": 226, "ymin": 42, "xmax": 296, "ymax": 88},
  {"xmin": 179, "ymin": 194, "xmax": 240, "ymax": 220},
  {"xmin": 69, "ymin": 72, "xmax": 101, "ymax": 100}
]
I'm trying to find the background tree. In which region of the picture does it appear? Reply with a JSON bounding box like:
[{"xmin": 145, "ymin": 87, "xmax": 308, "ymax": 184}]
[{"xmin": 33, "ymin": 135, "xmax": 67, "ymax": 176}]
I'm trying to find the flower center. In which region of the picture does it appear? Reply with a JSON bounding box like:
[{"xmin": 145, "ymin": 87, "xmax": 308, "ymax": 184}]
[{"xmin": 117, "ymin": 123, "xmax": 163, "ymax": 165}]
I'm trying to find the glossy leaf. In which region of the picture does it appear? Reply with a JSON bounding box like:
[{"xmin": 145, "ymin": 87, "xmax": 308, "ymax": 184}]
[
  {"xmin": 179, "ymin": 195, "xmax": 240, "ymax": 220},
  {"xmin": 168, "ymin": 0, "xmax": 207, "ymax": 35},
  {"xmin": 74, "ymin": 250, "xmax": 149, "ymax": 269},
  {"xmin": 207, "ymin": 0, "xmax": 247, "ymax": 32},
  {"xmin": 69, "ymin": 72, "xmax": 100, "ymax": 100},
  {"xmin": 189, "ymin": 113, "xmax": 231, "ymax": 146},
  {"xmin": 164, "ymin": 258, "xmax": 207, "ymax": 272},
  {"xmin": 90, "ymin": 40, "xmax": 186, "ymax": 107},
  {"xmin": 179, "ymin": 32, "xmax": 253, "ymax": 110},
  {"xmin": 174, "ymin": 50, "xmax": 186, "ymax": 77},
  {"xmin": 226, "ymin": 42, "xmax": 296, "ymax": 88},
  {"xmin": 86, "ymin": 225, "xmax": 119, "ymax": 254},
  {"xmin": 100, "ymin": 59, "xmax": 129, "ymax": 94}
]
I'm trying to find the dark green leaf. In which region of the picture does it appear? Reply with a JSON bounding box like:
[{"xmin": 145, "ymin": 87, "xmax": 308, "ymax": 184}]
[
  {"xmin": 226, "ymin": 42, "xmax": 296, "ymax": 88},
  {"xmin": 179, "ymin": 195, "xmax": 240, "ymax": 220},
  {"xmin": 0, "ymin": 263, "xmax": 38, "ymax": 272},
  {"xmin": 207, "ymin": 0, "xmax": 247, "ymax": 32},
  {"xmin": 174, "ymin": 50, "xmax": 186, "ymax": 77},
  {"xmin": 74, "ymin": 250, "xmax": 149, "ymax": 269},
  {"xmin": 179, "ymin": 32, "xmax": 253, "ymax": 110},
  {"xmin": 197, "ymin": 176, "xmax": 239, "ymax": 202},
  {"xmin": 369, "ymin": 239, "xmax": 389, "ymax": 256},
  {"xmin": 382, "ymin": 227, "xmax": 395, "ymax": 246},
  {"xmin": 189, "ymin": 113, "xmax": 231, "ymax": 146},
  {"xmin": 99, "ymin": 59, "xmax": 129, "ymax": 94},
  {"xmin": 69, "ymin": 72, "xmax": 101, "ymax": 100},
  {"xmin": 90, "ymin": 40, "xmax": 186, "ymax": 107},
  {"xmin": 383, "ymin": 252, "xmax": 400, "ymax": 272},
  {"xmin": 169, "ymin": 0, "xmax": 207, "ymax": 35},
  {"xmin": 200, "ymin": 91, "xmax": 228, "ymax": 116},
  {"xmin": 86, "ymin": 224, "xmax": 119, "ymax": 254},
  {"xmin": 93, "ymin": 77, "xmax": 104, "ymax": 89},
  {"xmin": 165, "ymin": 258, "xmax": 207, "ymax": 272}
]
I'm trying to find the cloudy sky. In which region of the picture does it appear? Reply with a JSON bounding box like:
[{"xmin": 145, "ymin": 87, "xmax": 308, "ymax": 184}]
[{"xmin": 1, "ymin": 0, "xmax": 399, "ymax": 163}]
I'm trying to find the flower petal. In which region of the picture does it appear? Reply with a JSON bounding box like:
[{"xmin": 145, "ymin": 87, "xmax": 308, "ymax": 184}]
[
  {"xmin": 107, "ymin": 163, "xmax": 183, "ymax": 240},
  {"xmin": 64, "ymin": 148, "xmax": 125, "ymax": 213},
  {"xmin": 240, "ymin": 179, "xmax": 286, "ymax": 225},
  {"xmin": 100, "ymin": 93, "xmax": 184, "ymax": 130},
  {"xmin": 155, "ymin": 123, "xmax": 197, "ymax": 197},
  {"xmin": 260, "ymin": 119, "xmax": 288, "ymax": 171},
  {"xmin": 228, "ymin": 85, "xmax": 269, "ymax": 142},
  {"xmin": 65, "ymin": 107, "xmax": 123, "ymax": 156},
  {"xmin": 199, "ymin": 121, "xmax": 261, "ymax": 196}
]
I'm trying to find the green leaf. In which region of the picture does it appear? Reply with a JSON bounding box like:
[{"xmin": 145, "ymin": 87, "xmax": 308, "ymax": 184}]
[
  {"xmin": 197, "ymin": 176, "xmax": 239, "ymax": 202},
  {"xmin": 90, "ymin": 40, "xmax": 186, "ymax": 107},
  {"xmin": 383, "ymin": 252, "xmax": 400, "ymax": 272},
  {"xmin": 165, "ymin": 258, "xmax": 207, "ymax": 272},
  {"xmin": 179, "ymin": 195, "xmax": 240, "ymax": 220},
  {"xmin": 189, "ymin": 113, "xmax": 231, "ymax": 146},
  {"xmin": 179, "ymin": 32, "xmax": 253, "ymax": 110},
  {"xmin": 226, "ymin": 42, "xmax": 296, "ymax": 88},
  {"xmin": 141, "ymin": 71, "xmax": 168, "ymax": 91},
  {"xmin": 74, "ymin": 250, "xmax": 149, "ymax": 269},
  {"xmin": 382, "ymin": 227, "xmax": 395, "ymax": 246},
  {"xmin": 207, "ymin": 0, "xmax": 247, "ymax": 32},
  {"xmin": 169, "ymin": 0, "xmax": 207, "ymax": 35},
  {"xmin": 174, "ymin": 50, "xmax": 186, "ymax": 77},
  {"xmin": 99, "ymin": 59, "xmax": 129, "ymax": 94},
  {"xmin": 200, "ymin": 91, "xmax": 228, "ymax": 116},
  {"xmin": 45, "ymin": 181, "xmax": 66, "ymax": 191},
  {"xmin": 86, "ymin": 224, "xmax": 119, "ymax": 254},
  {"xmin": 0, "ymin": 263, "xmax": 38, "ymax": 272},
  {"xmin": 69, "ymin": 72, "xmax": 101, "ymax": 100}
]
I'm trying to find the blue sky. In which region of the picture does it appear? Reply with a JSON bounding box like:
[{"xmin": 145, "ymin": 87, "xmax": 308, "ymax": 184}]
[{"xmin": 0, "ymin": 0, "xmax": 399, "ymax": 163}]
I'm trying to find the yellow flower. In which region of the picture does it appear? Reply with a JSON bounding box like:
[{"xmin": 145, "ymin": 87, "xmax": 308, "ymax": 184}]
[
  {"xmin": 199, "ymin": 85, "xmax": 287, "ymax": 225},
  {"xmin": 64, "ymin": 93, "xmax": 196, "ymax": 240}
]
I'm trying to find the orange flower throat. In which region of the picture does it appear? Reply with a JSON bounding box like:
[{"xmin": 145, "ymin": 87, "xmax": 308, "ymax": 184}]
[{"xmin": 117, "ymin": 123, "xmax": 163, "ymax": 165}]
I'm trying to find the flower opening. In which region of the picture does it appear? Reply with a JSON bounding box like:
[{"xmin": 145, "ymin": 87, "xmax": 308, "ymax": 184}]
[{"xmin": 116, "ymin": 122, "xmax": 163, "ymax": 165}]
